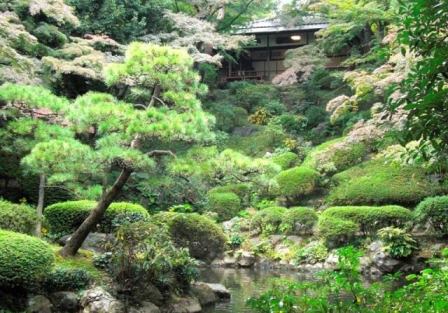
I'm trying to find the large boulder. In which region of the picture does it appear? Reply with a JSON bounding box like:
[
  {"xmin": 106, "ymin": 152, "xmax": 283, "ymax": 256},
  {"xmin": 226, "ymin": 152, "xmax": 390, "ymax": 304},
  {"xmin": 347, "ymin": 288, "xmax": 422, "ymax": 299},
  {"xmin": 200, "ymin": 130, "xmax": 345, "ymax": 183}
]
[
  {"xmin": 27, "ymin": 295, "xmax": 52, "ymax": 313},
  {"xmin": 203, "ymin": 283, "xmax": 231, "ymax": 300},
  {"xmin": 164, "ymin": 296, "xmax": 202, "ymax": 313},
  {"xmin": 49, "ymin": 291, "xmax": 79, "ymax": 313},
  {"xmin": 369, "ymin": 241, "xmax": 401, "ymax": 273},
  {"xmin": 129, "ymin": 302, "xmax": 161, "ymax": 313},
  {"xmin": 237, "ymin": 251, "xmax": 256, "ymax": 268},
  {"xmin": 80, "ymin": 287, "xmax": 124, "ymax": 313},
  {"xmin": 191, "ymin": 283, "xmax": 217, "ymax": 306}
]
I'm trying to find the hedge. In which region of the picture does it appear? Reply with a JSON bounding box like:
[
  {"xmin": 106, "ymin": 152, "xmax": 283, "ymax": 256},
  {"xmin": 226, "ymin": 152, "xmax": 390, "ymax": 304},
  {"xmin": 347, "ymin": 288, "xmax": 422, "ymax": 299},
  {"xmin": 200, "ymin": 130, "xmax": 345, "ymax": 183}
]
[
  {"xmin": 0, "ymin": 230, "xmax": 54, "ymax": 289},
  {"xmin": 414, "ymin": 196, "xmax": 448, "ymax": 235},
  {"xmin": 321, "ymin": 205, "xmax": 412, "ymax": 235},
  {"xmin": 251, "ymin": 206, "xmax": 287, "ymax": 235},
  {"xmin": 317, "ymin": 216, "xmax": 359, "ymax": 248},
  {"xmin": 45, "ymin": 200, "xmax": 149, "ymax": 235},
  {"xmin": 280, "ymin": 207, "xmax": 318, "ymax": 235},
  {"xmin": 327, "ymin": 159, "xmax": 445, "ymax": 206},
  {"xmin": 276, "ymin": 166, "xmax": 319, "ymax": 198},
  {"xmin": 0, "ymin": 200, "xmax": 38, "ymax": 234},
  {"xmin": 207, "ymin": 191, "xmax": 241, "ymax": 221},
  {"xmin": 152, "ymin": 212, "xmax": 227, "ymax": 262}
]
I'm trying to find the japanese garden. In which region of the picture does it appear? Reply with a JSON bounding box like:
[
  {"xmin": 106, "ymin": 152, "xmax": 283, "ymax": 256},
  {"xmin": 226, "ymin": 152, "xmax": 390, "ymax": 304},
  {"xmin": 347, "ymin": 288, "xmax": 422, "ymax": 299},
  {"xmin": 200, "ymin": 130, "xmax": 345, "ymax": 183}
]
[{"xmin": 0, "ymin": 0, "xmax": 448, "ymax": 312}]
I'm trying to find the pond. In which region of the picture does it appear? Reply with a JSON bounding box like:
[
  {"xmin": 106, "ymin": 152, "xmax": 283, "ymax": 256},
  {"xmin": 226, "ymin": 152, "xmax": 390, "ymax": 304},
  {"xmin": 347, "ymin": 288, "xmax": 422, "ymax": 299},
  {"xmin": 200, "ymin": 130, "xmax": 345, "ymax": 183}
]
[{"xmin": 199, "ymin": 267, "xmax": 305, "ymax": 313}]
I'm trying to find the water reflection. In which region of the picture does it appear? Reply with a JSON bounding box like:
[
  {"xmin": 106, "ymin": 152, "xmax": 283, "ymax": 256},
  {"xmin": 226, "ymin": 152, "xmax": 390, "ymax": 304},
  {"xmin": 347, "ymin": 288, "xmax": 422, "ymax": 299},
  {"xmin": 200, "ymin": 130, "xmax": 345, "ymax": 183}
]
[{"xmin": 199, "ymin": 267, "xmax": 301, "ymax": 313}]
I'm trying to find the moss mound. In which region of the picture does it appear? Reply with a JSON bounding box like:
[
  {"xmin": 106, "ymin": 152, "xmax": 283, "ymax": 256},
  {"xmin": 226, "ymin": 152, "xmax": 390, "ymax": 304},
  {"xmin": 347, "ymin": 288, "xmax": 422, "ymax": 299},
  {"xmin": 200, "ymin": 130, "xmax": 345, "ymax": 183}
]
[{"xmin": 0, "ymin": 200, "xmax": 38, "ymax": 234}]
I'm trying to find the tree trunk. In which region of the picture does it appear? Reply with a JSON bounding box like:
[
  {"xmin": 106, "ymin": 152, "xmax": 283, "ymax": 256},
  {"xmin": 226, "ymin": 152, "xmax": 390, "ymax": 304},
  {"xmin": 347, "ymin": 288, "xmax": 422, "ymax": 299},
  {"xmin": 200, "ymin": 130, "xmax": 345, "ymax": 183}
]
[
  {"xmin": 35, "ymin": 174, "xmax": 46, "ymax": 237},
  {"xmin": 60, "ymin": 167, "xmax": 133, "ymax": 257}
]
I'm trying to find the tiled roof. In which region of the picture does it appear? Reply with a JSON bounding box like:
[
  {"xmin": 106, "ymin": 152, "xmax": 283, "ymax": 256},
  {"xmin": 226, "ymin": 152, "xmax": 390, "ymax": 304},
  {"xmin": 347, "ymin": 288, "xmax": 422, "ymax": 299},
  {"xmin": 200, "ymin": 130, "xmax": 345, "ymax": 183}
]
[{"xmin": 234, "ymin": 15, "xmax": 328, "ymax": 34}]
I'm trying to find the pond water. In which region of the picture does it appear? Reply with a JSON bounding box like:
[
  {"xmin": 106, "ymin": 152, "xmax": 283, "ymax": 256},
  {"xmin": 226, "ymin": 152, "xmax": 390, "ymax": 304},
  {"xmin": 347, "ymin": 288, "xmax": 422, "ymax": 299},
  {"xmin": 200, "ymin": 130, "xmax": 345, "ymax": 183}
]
[{"xmin": 199, "ymin": 267, "xmax": 304, "ymax": 313}]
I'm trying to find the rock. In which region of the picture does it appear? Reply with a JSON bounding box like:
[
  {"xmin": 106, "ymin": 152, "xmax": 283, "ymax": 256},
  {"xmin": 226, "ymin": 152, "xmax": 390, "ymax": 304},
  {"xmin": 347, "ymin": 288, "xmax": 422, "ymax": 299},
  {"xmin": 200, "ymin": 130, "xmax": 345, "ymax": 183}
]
[
  {"xmin": 203, "ymin": 283, "xmax": 231, "ymax": 299},
  {"xmin": 369, "ymin": 241, "xmax": 401, "ymax": 273},
  {"xmin": 210, "ymin": 258, "xmax": 225, "ymax": 267},
  {"xmin": 274, "ymin": 243, "xmax": 290, "ymax": 257},
  {"xmin": 50, "ymin": 291, "xmax": 79, "ymax": 313},
  {"xmin": 222, "ymin": 217, "xmax": 240, "ymax": 233},
  {"xmin": 59, "ymin": 233, "xmax": 114, "ymax": 253},
  {"xmin": 80, "ymin": 287, "xmax": 124, "ymax": 313},
  {"xmin": 191, "ymin": 283, "xmax": 217, "ymax": 306},
  {"xmin": 165, "ymin": 296, "xmax": 202, "ymax": 313},
  {"xmin": 137, "ymin": 284, "xmax": 163, "ymax": 306},
  {"xmin": 237, "ymin": 251, "xmax": 256, "ymax": 267},
  {"xmin": 27, "ymin": 295, "xmax": 52, "ymax": 313},
  {"xmin": 223, "ymin": 254, "xmax": 237, "ymax": 267},
  {"xmin": 286, "ymin": 235, "xmax": 303, "ymax": 246},
  {"xmin": 129, "ymin": 302, "xmax": 161, "ymax": 313},
  {"xmin": 268, "ymin": 235, "xmax": 283, "ymax": 246},
  {"xmin": 232, "ymin": 126, "xmax": 258, "ymax": 137},
  {"xmin": 323, "ymin": 252, "xmax": 339, "ymax": 270}
]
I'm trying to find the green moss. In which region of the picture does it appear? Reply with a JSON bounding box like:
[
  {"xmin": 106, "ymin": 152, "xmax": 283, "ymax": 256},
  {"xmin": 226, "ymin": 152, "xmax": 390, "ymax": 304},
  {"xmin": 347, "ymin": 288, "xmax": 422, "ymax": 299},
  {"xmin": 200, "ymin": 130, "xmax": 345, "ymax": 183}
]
[
  {"xmin": 251, "ymin": 206, "xmax": 287, "ymax": 235},
  {"xmin": 0, "ymin": 230, "xmax": 54, "ymax": 289},
  {"xmin": 0, "ymin": 200, "xmax": 38, "ymax": 234},
  {"xmin": 276, "ymin": 166, "xmax": 320, "ymax": 198},
  {"xmin": 302, "ymin": 137, "xmax": 344, "ymax": 168},
  {"xmin": 45, "ymin": 200, "xmax": 149, "ymax": 235},
  {"xmin": 317, "ymin": 216, "xmax": 359, "ymax": 247},
  {"xmin": 152, "ymin": 212, "xmax": 227, "ymax": 262},
  {"xmin": 272, "ymin": 152, "xmax": 300, "ymax": 170},
  {"xmin": 280, "ymin": 207, "xmax": 318, "ymax": 235},
  {"xmin": 327, "ymin": 159, "xmax": 445, "ymax": 206},
  {"xmin": 207, "ymin": 191, "xmax": 241, "ymax": 221},
  {"xmin": 321, "ymin": 205, "xmax": 412, "ymax": 235}
]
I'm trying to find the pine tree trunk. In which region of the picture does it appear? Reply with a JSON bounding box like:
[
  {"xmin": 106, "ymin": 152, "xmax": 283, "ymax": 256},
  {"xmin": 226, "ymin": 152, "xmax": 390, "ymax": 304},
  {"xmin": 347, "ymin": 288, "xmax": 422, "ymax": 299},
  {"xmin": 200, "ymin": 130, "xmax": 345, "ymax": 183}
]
[
  {"xmin": 59, "ymin": 167, "xmax": 133, "ymax": 257},
  {"xmin": 36, "ymin": 174, "xmax": 46, "ymax": 237}
]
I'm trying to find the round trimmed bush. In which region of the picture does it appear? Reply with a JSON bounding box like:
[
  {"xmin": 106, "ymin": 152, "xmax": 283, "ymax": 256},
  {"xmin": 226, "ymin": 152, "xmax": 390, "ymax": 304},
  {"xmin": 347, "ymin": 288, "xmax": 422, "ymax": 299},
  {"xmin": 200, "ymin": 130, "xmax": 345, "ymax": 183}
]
[
  {"xmin": 321, "ymin": 205, "xmax": 412, "ymax": 235},
  {"xmin": 276, "ymin": 166, "xmax": 319, "ymax": 198},
  {"xmin": 251, "ymin": 206, "xmax": 287, "ymax": 235},
  {"xmin": 280, "ymin": 207, "xmax": 318, "ymax": 235},
  {"xmin": 45, "ymin": 200, "xmax": 149, "ymax": 235},
  {"xmin": 272, "ymin": 152, "xmax": 300, "ymax": 170},
  {"xmin": 0, "ymin": 230, "xmax": 54, "ymax": 289},
  {"xmin": 207, "ymin": 191, "xmax": 241, "ymax": 222},
  {"xmin": 153, "ymin": 212, "xmax": 227, "ymax": 262},
  {"xmin": 44, "ymin": 266, "xmax": 92, "ymax": 292},
  {"xmin": 0, "ymin": 200, "xmax": 38, "ymax": 234},
  {"xmin": 317, "ymin": 216, "xmax": 359, "ymax": 248},
  {"xmin": 414, "ymin": 196, "xmax": 448, "ymax": 235}
]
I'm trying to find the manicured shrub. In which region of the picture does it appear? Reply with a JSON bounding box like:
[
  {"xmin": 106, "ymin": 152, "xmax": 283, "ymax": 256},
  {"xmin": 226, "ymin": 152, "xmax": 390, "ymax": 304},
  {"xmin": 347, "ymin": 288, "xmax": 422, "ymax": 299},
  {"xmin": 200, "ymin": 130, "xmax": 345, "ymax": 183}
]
[
  {"xmin": 0, "ymin": 230, "xmax": 54, "ymax": 289},
  {"xmin": 276, "ymin": 166, "xmax": 319, "ymax": 198},
  {"xmin": 32, "ymin": 23, "xmax": 67, "ymax": 48},
  {"xmin": 321, "ymin": 206, "xmax": 412, "ymax": 235},
  {"xmin": 153, "ymin": 212, "xmax": 227, "ymax": 262},
  {"xmin": 280, "ymin": 207, "xmax": 318, "ymax": 235},
  {"xmin": 44, "ymin": 267, "xmax": 92, "ymax": 291},
  {"xmin": 378, "ymin": 227, "xmax": 417, "ymax": 258},
  {"xmin": 414, "ymin": 196, "xmax": 448, "ymax": 235},
  {"xmin": 0, "ymin": 200, "xmax": 38, "ymax": 234},
  {"xmin": 294, "ymin": 240, "xmax": 328, "ymax": 264},
  {"xmin": 251, "ymin": 206, "xmax": 287, "ymax": 235},
  {"xmin": 45, "ymin": 200, "xmax": 149, "ymax": 235},
  {"xmin": 209, "ymin": 183, "xmax": 251, "ymax": 206},
  {"xmin": 207, "ymin": 191, "xmax": 241, "ymax": 221},
  {"xmin": 327, "ymin": 159, "xmax": 444, "ymax": 205},
  {"xmin": 317, "ymin": 216, "xmax": 359, "ymax": 248},
  {"xmin": 272, "ymin": 152, "xmax": 300, "ymax": 170}
]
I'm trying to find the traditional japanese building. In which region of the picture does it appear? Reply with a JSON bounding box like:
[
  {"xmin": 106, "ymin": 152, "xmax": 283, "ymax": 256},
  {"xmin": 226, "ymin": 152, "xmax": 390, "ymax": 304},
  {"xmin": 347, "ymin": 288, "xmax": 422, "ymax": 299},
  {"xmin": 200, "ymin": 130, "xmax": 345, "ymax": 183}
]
[{"xmin": 220, "ymin": 16, "xmax": 333, "ymax": 83}]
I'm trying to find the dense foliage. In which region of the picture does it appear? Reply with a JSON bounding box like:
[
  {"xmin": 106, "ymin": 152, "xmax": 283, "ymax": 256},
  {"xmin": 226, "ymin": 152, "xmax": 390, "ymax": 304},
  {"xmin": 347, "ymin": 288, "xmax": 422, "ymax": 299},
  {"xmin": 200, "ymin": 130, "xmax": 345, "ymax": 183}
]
[{"xmin": 0, "ymin": 200, "xmax": 37, "ymax": 234}]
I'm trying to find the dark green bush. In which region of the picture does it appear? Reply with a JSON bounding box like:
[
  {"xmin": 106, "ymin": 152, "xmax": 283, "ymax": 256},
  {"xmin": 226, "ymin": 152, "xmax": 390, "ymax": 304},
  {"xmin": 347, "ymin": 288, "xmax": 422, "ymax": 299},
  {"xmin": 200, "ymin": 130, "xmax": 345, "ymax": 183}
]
[
  {"xmin": 317, "ymin": 216, "xmax": 359, "ymax": 247},
  {"xmin": 45, "ymin": 200, "xmax": 149, "ymax": 235},
  {"xmin": 272, "ymin": 152, "xmax": 300, "ymax": 170},
  {"xmin": 321, "ymin": 205, "xmax": 412, "ymax": 235},
  {"xmin": 153, "ymin": 212, "xmax": 227, "ymax": 262},
  {"xmin": 276, "ymin": 166, "xmax": 319, "ymax": 198},
  {"xmin": 414, "ymin": 196, "xmax": 448, "ymax": 235},
  {"xmin": 327, "ymin": 160, "xmax": 444, "ymax": 206},
  {"xmin": 207, "ymin": 191, "xmax": 241, "ymax": 221},
  {"xmin": 0, "ymin": 200, "xmax": 37, "ymax": 234},
  {"xmin": 0, "ymin": 230, "xmax": 54, "ymax": 289},
  {"xmin": 228, "ymin": 81, "xmax": 280, "ymax": 112},
  {"xmin": 280, "ymin": 207, "xmax": 318, "ymax": 235},
  {"xmin": 31, "ymin": 23, "xmax": 68, "ymax": 48},
  {"xmin": 251, "ymin": 206, "xmax": 287, "ymax": 235},
  {"xmin": 44, "ymin": 267, "xmax": 92, "ymax": 291}
]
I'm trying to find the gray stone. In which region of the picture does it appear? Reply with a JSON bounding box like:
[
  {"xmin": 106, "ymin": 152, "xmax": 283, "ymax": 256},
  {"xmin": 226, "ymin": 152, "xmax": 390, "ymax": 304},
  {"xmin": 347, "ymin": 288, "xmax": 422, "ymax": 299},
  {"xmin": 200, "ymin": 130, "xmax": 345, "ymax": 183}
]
[
  {"xmin": 232, "ymin": 126, "xmax": 258, "ymax": 137},
  {"xmin": 286, "ymin": 235, "xmax": 304, "ymax": 245},
  {"xmin": 27, "ymin": 295, "xmax": 52, "ymax": 313},
  {"xmin": 50, "ymin": 291, "xmax": 79, "ymax": 313},
  {"xmin": 268, "ymin": 235, "xmax": 283, "ymax": 246},
  {"xmin": 138, "ymin": 284, "xmax": 163, "ymax": 306},
  {"xmin": 191, "ymin": 283, "xmax": 217, "ymax": 306},
  {"xmin": 59, "ymin": 233, "xmax": 114, "ymax": 253},
  {"xmin": 323, "ymin": 252, "xmax": 339, "ymax": 270},
  {"xmin": 203, "ymin": 283, "xmax": 231, "ymax": 299},
  {"xmin": 129, "ymin": 302, "xmax": 161, "ymax": 313},
  {"xmin": 369, "ymin": 241, "xmax": 401, "ymax": 273},
  {"xmin": 274, "ymin": 243, "xmax": 290, "ymax": 257},
  {"xmin": 165, "ymin": 296, "xmax": 202, "ymax": 313},
  {"xmin": 237, "ymin": 251, "xmax": 256, "ymax": 268},
  {"xmin": 80, "ymin": 287, "xmax": 124, "ymax": 313}
]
